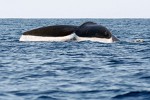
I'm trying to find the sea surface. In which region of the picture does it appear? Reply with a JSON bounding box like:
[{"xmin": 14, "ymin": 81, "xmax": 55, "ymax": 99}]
[{"xmin": 0, "ymin": 19, "xmax": 150, "ymax": 100}]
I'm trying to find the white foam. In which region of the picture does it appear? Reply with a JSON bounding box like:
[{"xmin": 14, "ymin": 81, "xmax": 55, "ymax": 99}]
[{"xmin": 19, "ymin": 33, "xmax": 114, "ymax": 43}]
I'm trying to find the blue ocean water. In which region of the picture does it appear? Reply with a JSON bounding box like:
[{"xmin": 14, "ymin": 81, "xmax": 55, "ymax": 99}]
[{"xmin": 0, "ymin": 19, "xmax": 150, "ymax": 100}]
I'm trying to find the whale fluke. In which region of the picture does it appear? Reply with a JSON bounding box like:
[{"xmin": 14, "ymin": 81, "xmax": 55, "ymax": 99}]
[{"xmin": 20, "ymin": 22, "xmax": 119, "ymax": 43}]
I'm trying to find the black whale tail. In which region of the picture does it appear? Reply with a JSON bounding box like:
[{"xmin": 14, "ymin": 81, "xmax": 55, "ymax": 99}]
[{"xmin": 20, "ymin": 21, "xmax": 119, "ymax": 43}]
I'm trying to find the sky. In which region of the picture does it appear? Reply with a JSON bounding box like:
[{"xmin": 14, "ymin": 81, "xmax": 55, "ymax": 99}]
[{"xmin": 0, "ymin": 0, "xmax": 149, "ymax": 18}]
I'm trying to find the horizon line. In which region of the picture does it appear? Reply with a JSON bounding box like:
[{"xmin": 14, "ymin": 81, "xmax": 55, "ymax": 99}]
[{"xmin": 0, "ymin": 17, "xmax": 150, "ymax": 19}]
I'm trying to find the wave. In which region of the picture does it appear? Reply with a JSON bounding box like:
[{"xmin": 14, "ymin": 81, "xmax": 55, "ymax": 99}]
[
  {"xmin": 113, "ymin": 91, "xmax": 150, "ymax": 99},
  {"xmin": 36, "ymin": 96, "xmax": 59, "ymax": 100}
]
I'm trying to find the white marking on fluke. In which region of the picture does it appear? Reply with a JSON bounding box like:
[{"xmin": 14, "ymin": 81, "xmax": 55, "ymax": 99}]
[
  {"xmin": 19, "ymin": 33, "xmax": 115, "ymax": 43},
  {"xmin": 76, "ymin": 36, "xmax": 113, "ymax": 43},
  {"xmin": 19, "ymin": 33, "xmax": 76, "ymax": 42}
]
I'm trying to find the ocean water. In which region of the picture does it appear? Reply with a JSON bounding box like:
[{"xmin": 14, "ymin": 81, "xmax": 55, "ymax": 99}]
[{"xmin": 0, "ymin": 19, "xmax": 150, "ymax": 100}]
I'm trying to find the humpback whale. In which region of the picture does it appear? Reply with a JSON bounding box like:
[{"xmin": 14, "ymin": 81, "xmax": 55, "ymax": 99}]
[{"xmin": 20, "ymin": 22, "xmax": 119, "ymax": 43}]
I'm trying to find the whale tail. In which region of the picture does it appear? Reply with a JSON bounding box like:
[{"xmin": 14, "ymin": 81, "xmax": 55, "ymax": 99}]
[{"xmin": 20, "ymin": 22, "xmax": 120, "ymax": 43}]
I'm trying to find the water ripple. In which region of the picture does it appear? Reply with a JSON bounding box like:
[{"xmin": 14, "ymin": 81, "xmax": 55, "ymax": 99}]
[
  {"xmin": 0, "ymin": 19, "xmax": 150, "ymax": 100},
  {"xmin": 113, "ymin": 91, "xmax": 150, "ymax": 100}
]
